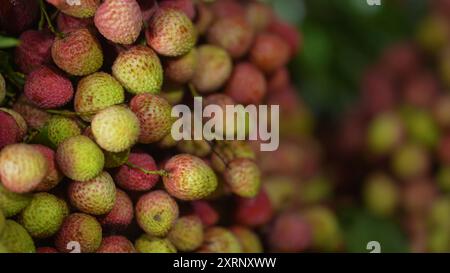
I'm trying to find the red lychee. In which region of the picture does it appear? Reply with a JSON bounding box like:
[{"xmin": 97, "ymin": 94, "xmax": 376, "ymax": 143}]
[
  {"xmin": 115, "ymin": 152, "xmax": 160, "ymax": 192},
  {"xmin": 14, "ymin": 30, "xmax": 54, "ymax": 74},
  {"xmin": 234, "ymin": 189, "xmax": 274, "ymax": 227},
  {"xmin": 225, "ymin": 62, "xmax": 267, "ymax": 105}
]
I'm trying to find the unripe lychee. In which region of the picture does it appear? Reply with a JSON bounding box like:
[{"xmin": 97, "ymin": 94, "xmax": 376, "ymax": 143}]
[
  {"xmin": 303, "ymin": 206, "xmax": 342, "ymax": 252},
  {"xmin": 263, "ymin": 176, "xmax": 296, "ymax": 212},
  {"xmin": 47, "ymin": 116, "xmax": 81, "ymax": 147},
  {"xmin": 55, "ymin": 213, "xmax": 102, "ymax": 253},
  {"xmin": 164, "ymin": 48, "xmax": 198, "ymax": 84},
  {"xmin": 32, "ymin": 145, "xmax": 63, "ymax": 192},
  {"xmin": 19, "ymin": 193, "xmax": 66, "ymax": 239},
  {"xmin": 57, "ymin": 13, "xmax": 93, "ymax": 33},
  {"xmin": 225, "ymin": 62, "xmax": 267, "ymax": 105},
  {"xmin": 163, "ymin": 154, "xmax": 218, "ymax": 201},
  {"xmin": 235, "ymin": 190, "xmax": 274, "ymax": 227},
  {"xmin": 91, "ymin": 105, "xmax": 140, "ymax": 152},
  {"xmin": 115, "ymin": 152, "xmax": 159, "ymax": 191},
  {"xmin": 199, "ymin": 227, "xmax": 242, "ymax": 253},
  {"xmin": 0, "ymin": 220, "xmax": 35, "ymax": 253},
  {"xmin": 12, "ymin": 95, "xmax": 51, "ymax": 130},
  {"xmin": 98, "ymin": 189, "xmax": 134, "ymax": 230},
  {"xmin": 146, "ymin": 8, "xmax": 196, "ymax": 57},
  {"xmin": 112, "ymin": 46, "xmax": 163, "ymax": 94},
  {"xmin": 402, "ymin": 107, "xmax": 440, "ymax": 149},
  {"xmin": 269, "ymin": 212, "xmax": 312, "ymax": 253},
  {"xmin": 245, "ymin": 1, "xmax": 273, "ymax": 33},
  {"xmin": 56, "ymin": 135, "xmax": 105, "ymax": 182},
  {"xmin": 130, "ymin": 94, "xmax": 172, "ymax": 144},
  {"xmin": 47, "ymin": 0, "xmax": 100, "ymax": 18},
  {"xmin": 177, "ymin": 139, "xmax": 211, "ymax": 158},
  {"xmin": 14, "ymin": 30, "xmax": 54, "ymax": 74},
  {"xmin": 224, "ymin": 158, "xmax": 261, "ymax": 198},
  {"xmin": 230, "ymin": 226, "xmax": 263, "ymax": 253},
  {"xmin": 207, "ymin": 16, "xmax": 254, "ymax": 59},
  {"xmin": 135, "ymin": 234, "xmax": 177, "ymax": 253},
  {"xmin": 363, "ymin": 173, "xmax": 399, "ymax": 217},
  {"xmin": 75, "ymin": 72, "xmax": 125, "ymax": 121},
  {"xmin": 0, "ymin": 184, "xmax": 31, "ymax": 218},
  {"xmin": 94, "ymin": 0, "xmax": 143, "ymax": 45},
  {"xmin": 367, "ymin": 112, "xmax": 404, "ymax": 155},
  {"xmin": 135, "ymin": 190, "xmax": 179, "ymax": 237},
  {"xmin": 68, "ymin": 171, "xmax": 116, "ymax": 215},
  {"xmin": 159, "ymin": 0, "xmax": 196, "ymax": 20},
  {"xmin": 0, "ymin": 144, "xmax": 48, "ymax": 194},
  {"xmin": 52, "ymin": 28, "xmax": 103, "ymax": 76},
  {"xmin": 191, "ymin": 45, "xmax": 233, "ymax": 93},
  {"xmin": 168, "ymin": 215, "xmax": 203, "ymax": 252},
  {"xmin": 192, "ymin": 200, "xmax": 219, "ymax": 227},
  {"xmin": 391, "ymin": 143, "xmax": 430, "ymax": 180},
  {"xmin": 250, "ymin": 33, "xmax": 290, "ymax": 74},
  {"xmin": 97, "ymin": 235, "xmax": 136, "ymax": 253}
]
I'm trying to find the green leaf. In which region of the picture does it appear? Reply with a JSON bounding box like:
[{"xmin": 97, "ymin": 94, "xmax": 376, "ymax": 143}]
[{"xmin": 0, "ymin": 36, "xmax": 20, "ymax": 49}]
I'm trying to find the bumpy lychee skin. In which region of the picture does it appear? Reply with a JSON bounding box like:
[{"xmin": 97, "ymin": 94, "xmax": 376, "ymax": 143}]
[
  {"xmin": 0, "ymin": 108, "xmax": 27, "ymax": 138},
  {"xmin": 391, "ymin": 143, "xmax": 430, "ymax": 180},
  {"xmin": 0, "ymin": 220, "xmax": 35, "ymax": 253},
  {"xmin": 57, "ymin": 13, "xmax": 93, "ymax": 33},
  {"xmin": 135, "ymin": 234, "xmax": 177, "ymax": 253},
  {"xmin": 159, "ymin": 0, "xmax": 196, "ymax": 20},
  {"xmin": 47, "ymin": 0, "xmax": 100, "ymax": 18},
  {"xmin": 94, "ymin": 0, "xmax": 143, "ymax": 45},
  {"xmin": 14, "ymin": 30, "xmax": 54, "ymax": 74},
  {"xmin": 269, "ymin": 212, "xmax": 312, "ymax": 253},
  {"xmin": 199, "ymin": 227, "xmax": 243, "ymax": 253},
  {"xmin": 163, "ymin": 154, "xmax": 218, "ymax": 201},
  {"xmin": 130, "ymin": 94, "xmax": 172, "ymax": 144},
  {"xmin": 250, "ymin": 33, "xmax": 290, "ymax": 74},
  {"xmin": 52, "ymin": 28, "xmax": 103, "ymax": 76},
  {"xmin": 75, "ymin": 72, "xmax": 125, "ymax": 121},
  {"xmin": 235, "ymin": 190, "xmax": 274, "ymax": 227},
  {"xmin": 98, "ymin": 189, "xmax": 134, "ymax": 230},
  {"xmin": 112, "ymin": 46, "xmax": 163, "ymax": 94},
  {"xmin": 116, "ymin": 152, "xmax": 159, "ymax": 191},
  {"xmin": 12, "ymin": 95, "xmax": 51, "ymax": 130},
  {"xmin": 47, "ymin": 116, "xmax": 82, "ymax": 147},
  {"xmin": 225, "ymin": 62, "xmax": 267, "ymax": 105},
  {"xmin": 32, "ymin": 145, "xmax": 63, "ymax": 192},
  {"xmin": 146, "ymin": 8, "xmax": 196, "ymax": 57},
  {"xmin": 0, "ymin": 111, "xmax": 22, "ymax": 149},
  {"xmin": 0, "ymin": 184, "xmax": 31, "ymax": 218},
  {"xmin": 230, "ymin": 226, "xmax": 263, "ymax": 253},
  {"xmin": 0, "ymin": 144, "xmax": 48, "ymax": 194},
  {"xmin": 224, "ymin": 158, "xmax": 261, "ymax": 198},
  {"xmin": 135, "ymin": 190, "xmax": 179, "ymax": 237},
  {"xmin": 55, "ymin": 213, "xmax": 102, "ymax": 253},
  {"xmin": 56, "ymin": 135, "xmax": 105, "ymax": 182},
  {"xmin": 68, "ymin": 171, "xmax": 116, "ymax": 215},
  {"xmin": 168, "ymin": 215, "xmax": 203, "ymax": 252},
  {"xmin": 191, "ymin": 45, "xmax": 233, "ymax": 94},
  {"xmin": 207, "ymin": 16, "xmax": 254, "ymax": 59},
  {"xmin": 91, "ymin": 105, "xmax": 140, "ymax": 152},
  {"xmin": 97, "ymin": 236, "xmax": 136, "ymax": 253},
  {"xmin": 19, "ymin": 193, "xmax": 66, "ymax": 239},
  {"xmin": 164, "ymin": 48, "xmax": 198, "ymax": 84}
]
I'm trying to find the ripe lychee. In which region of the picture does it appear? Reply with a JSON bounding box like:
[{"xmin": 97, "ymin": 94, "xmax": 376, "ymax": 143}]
[
  {"xmin": 235, "ymin": 189, "xmax": 274, "ymax": 227},
  {"xmin": 269, "ymin": 212, "xmax": 312, "ymax": 252},
  {"xmin": 47, "ymin": 116, "xmax": 82, "ymax": 147},
  {"xmin": 210, "ymin": 140, "xmax": 255, "ymax": 173},
  {"xmin": 135, "ymin": 234, "xmax": 177, "ymax": 253},
  {"xmin": 14, "ymin": 30, "xmax": 54, "ymax": 74},
  {"xmin": 52, "ymin": 28, "xmax": 103, "ymax": 76},
  {"xmin": 112, "ymin": 46, "xmax": 163, "ymax": 94},
  {"xmin": 191, "ymin": 45, "xmax": 233, "ymax": 94},
  {"xmin": 91, "ymin": 105, "xmax": 140, "ymax": 152},
  {"xmin": 135, "ymin": 190, "xmax": 179, "ymax": 237},
  {"xmin": 32, "ymin": 145, "xmax": 63, "ymax": 192},
  {"xmin": 245, "ymin": 1, "xmax": 273, "ymax": 33},
  {"xmin": 250, "ymin": 33, "xmax": 290, "ymax": 74},
  {"xmin": 0, "ymin": 144, "xmax": 48, "ymax": 194},
  {"xmin": 230, "ymin": 226, "xmax": 263, "ymax": 253},
  {"xmin": 56, "ymin": 135, "xmax": 105, "ymax": 181},
  {"xmin": 177, "ymin": 140, "xmax": 211, "ymax": 157},
  {"xmin": 68, "ymin": 171, "xmax": 116, "ymax": 215},
  {"xmin": 199, "ymin": 227, "xmax": 242, "ymax": 253},
  {"xmin": 163, "ymin": 154, "xmax": 218, "ymax": 201},
  {"xmin": 268, "ymin": 67, "xmax": 290, "ymax": 94},
  {"xmin": 19, "ymin": 193, "xmax": 66, "ymax": 239},
  {"xmin": 0, "ymin": 111, "xmax": 23, "ymax": 149},
  {"xmin": 146, "ymin": 8, "xmax": 196, "ymax": 57},
  {"xmin": 268, "ymin": 18, "xmax": 301, "ymax": 56},
  {"xmin": 164, "ymin": 48, "xmax": 198, "ymax": 84},
  {"xmin": 94, "ymin": 0, "xmax": 143, "ymax": 45},
  {"xmin": 0, "ymin": 220, "xmax": 35, "ymax": 253},
  {"xmin": 159, "ymin": 0, "xmax": 196, "ymax": 20},
  {"xmin": 192, "ymin": 200, "xmax": 219, "ymax": 227},
  {"xmin": 57, "ymin": 13, "xmax": 93, "ymax": 33},
  {"xmin": 75, "ymin": 72, "xmax": 125, "ymax": 121},
  {"xmin": 207, "ymin": 16, "xmax": 254, "ymax": 59},
  {"xmin": 0, "ymin": 184, "xmax": 32, "ymax": 218},
  {"xmin": 130, "ymin": 94, "xmax": 172, "ymax": 144},
  {"xmin": 225, "ymin": 62, "xmax": 267, "ymax": 105},
  {"xmin": 55, "ymin": 213, "xmax": 102, "ymax": 253},
  {"xmin": 98, "ymin": 189, "xmax": 134, "ymax": 230},
  {"xmin": 115, "ymin": 152, "xmax": 159, "ymax": 191},
  {"xmin": 195, "ymin": 2, "xmax": 214, "ymax": 35},
  {"xmin": 12, "ymin": 95, "xmax": 51, "ymax": 130},
  {"xmin": 97, "ymin": 235, "xmax": 136, "ymax": 253},
  {"xmin": 224, "ymin": 158, "xmax": 261, "ymax": 198},
  {"xmin": 168, "ymin": 215, "xmax": 203, "ymax": 252},
  {"xmin": 47, "ymin": 0, "xmax": 100, "ymax": 18}
]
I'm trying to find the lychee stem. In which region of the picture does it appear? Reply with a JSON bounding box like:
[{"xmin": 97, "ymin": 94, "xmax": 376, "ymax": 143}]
[
  {"xmin": 125, "ymin": 162, "xmax": 169, "ymax": 177},
  {"xmin": 188, "ymin": 83, "xmax": 200, "ymax": 98},
  {"xmin": 38, "ymin": 0, "xmax": 63, "ymax": 38}
]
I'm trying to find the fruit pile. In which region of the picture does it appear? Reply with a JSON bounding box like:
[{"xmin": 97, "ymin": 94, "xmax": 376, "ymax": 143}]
[{"xmin": 0, "ymin": 0, "xmax": 314, "ymax": 253}]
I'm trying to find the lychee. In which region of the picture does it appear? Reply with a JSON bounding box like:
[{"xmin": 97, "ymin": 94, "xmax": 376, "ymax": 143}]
[
  {"xmin": 56, "ymin": 135, "xmax": 105, "ymax": 181},
  {"xmin": 135, "ymin": 234, "xmax": 177, "ymax": 253},
  {"xmin": 225, "ymin": 62, "xmax": 267, "ymax": 105},
  {"xmin": 164, "ymin": 48, "xmax": 198, "ymax": 84},
  {"xmin": 168, "ymin": 215, "xmax": 203, "ymax": 252},
  {"xmin": 268, "ymin": 67, "xmax": 290, "ymax": 94},
  {"xmin": 14, "ymin": 30, "xmax": 54, "ymax": 74},
  {"xmin": 115, "ymin": 152, "xmax": 160, "ymax": 192},
  {"xmin": 112, "ymin": 46, "xmax": 163, "ymax": 94},
  {"xmin": 0, "ymin": 0, "xmax": 39, "ymax": 35},
  {"xmin": 230, "ymin": 226, "xmax": 263, "ymax": 253},
  {"xmin": 55, "ymin": 213, "xmax": 102, "ymax": 253},
  {"xmin": 12, "ymin": 95, "xmax": 51, "ymax": 130},
  {"xmin": 68, "ymin": 171, "xmax": 116, "ymax": 215},
  {"xmin": 52, "ymin": 28, "xmax": 103, "ymax": 76},
  {"xmin": 210, "ymin": 140, "xmax": 255, "ymax": 174},
  {"xmin": 177, "ymin": 139, "xmax": 211, "ymax": 158},
  {"xmin": 303, "ymin": 206, "xmax": 342, "ymax": 252},
  {"xmin": 47, "ymin": 0, "xmax": 100, "ymax": 18},
  {"xmin": 0, "ymin": 110, "xmax": 24, "ymax": 149},
  {"xmin": 199, "ymin": 227, "xmax": 242, "ymax": 253},
  {"xmin": 135, "ymin": 190, "xmax": 179, "ymax": 237},
  {"xmin": 47, "ymin": 116, "xmax": 82, "ymax": 147},
  {"xmin": 130, "ymin": 94, "xmax": 172, "ymax": 144},
  {"xmin": 0, "ymin": 220, "xmax": 35, "ymax": 253},
  {"xmin": 0, "ymin": 184, "xmax": 32, "ymax": 218},
  {"xmin": 104, "ymin": 149, "xmax": 130, "ymax": 169},
  {"xmin": 192, "ymin": 200, "xmax": 219, "ymax": 227},
  {"xmin": 263, "ymin": 176, "xmax": 296, "ymax": 212},
  {"xmin": 160, "ymin": 83, "xmax": 185, "ymax": 105},
  {"xmin": 97, "ymin": 235, "xmax": 136, "ymax": 253},
  {"xmin": 367, "ymin": 112, "xmax": 404, "ymax": 155},
  {"xmin": 57, "ymin": 13, "xmax": 93, "ymax": 33},
  {"xmin": 32, "ymin": 145, "xmax": 63, "ymax": 192},
  {"xmin": 245, "ymin": 1, "xmax": 273, "ymax": 33},
  {"xmin": 391, "ymin": 143, "xmax": 430, "ymax": 180},
  {"xmin": 250, "ymin": 33, "xmax": 290, "ymax": 74},
  {"xmin": 98, "ymin": 189, "xmax": 134, "ymax": 230},
  {"xmin": 224, "ymin": 158, "xmax": 261, "ymax": 198},
  {"xmin": 235, "ymin": 189, "xmax": 273, "ymax": 227},
  {"xmin": 159, "ymin": 0, "xmax": 196, "ymax": 20},
  {"xmin": 269, "ymin": 212, "xmax": 312, "ymax": 253},
  {"xmin": 402, "ymin": 107, "xmax": 440, "ymax": 149}
]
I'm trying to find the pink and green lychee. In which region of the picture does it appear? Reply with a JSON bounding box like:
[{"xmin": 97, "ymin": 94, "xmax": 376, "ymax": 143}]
[
  {"xmin": 19, "ymin": 193, "xmax": 66, "ymax": 239},
  {"xmin": 199, "ymin": 227, "xmax": 243, "ymax": 253},
  {"xmin": 224, "ymin": 158, "xmax": 261, "ymax": 198},
  {"xmin": 168, "ymin": 215, "xmax": 203, "ymax": 252},
  {"xmin": 299, "ymin": 174, "xmax": 333, "ymax": 205},
  {"xmin": 56, "ymin": 135, "xmax": 105, "ymax": 182},
  {"xmin": 0, "ymin": 108, "xmax": 28, "ymax": 139},
  {"xmin": 97, "ymin": 235, "xmax": 136, "ymax": 253},
  {"xmin": 12, "ymin": 95, "xmax": 51, "ymax": 130},
  {"xmin": 0, "ymin": 184, "xmax": 32, "ymax": 218},
  {"xmin": 230, "ymin": 226, "xmax": 263, "ymax": 253},
  {"xmin": 68, "ymin": 171, "xmax": 116, "ymax": 215},
  {"xmin": 211, "ymin": 140, "xmax": 255, "ymax": 173},
  {"xmin": 164, "ymin": 48, "xmax": 198, "ymax": 84},
  {"xmin": 47, "ymin": 0, "xmax": 100, "ymax": 18},
  {"xmin": 98, "ymin": 189, "xmax": 134, "ymax": 230},
  {"xmin": 112, "ymin": 46, "xmax": 163, "ymax": 94},
  {"xmin": 47, "ymin": 116, "xmax": 82, "ymax": 147},
  {"xmin": 363, "ymin": 173, "xmax": 399, "ymax": 217},
  {"xmin": 0, "ymin": 220, "xmax": 35, "ymax": 253},
  {"xmin": 32, "ymin": 145, "xmax": 63, "ymax": 192},
  {"xmin": 135, "ymin": 234, "xmax": 177, "ymax": 253}
]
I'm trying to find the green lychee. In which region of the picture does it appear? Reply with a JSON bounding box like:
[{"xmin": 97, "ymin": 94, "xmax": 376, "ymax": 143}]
[
  {"xmin": 199, "ymin": 227, "xmax": 242, "ymax": 253},
  {"xmin": 47, "ymin": 116, "xmax": 82, "ymax": 147},
  {"xmin": 0, "ymin": 220, "xmax": 35, "ymax": 253},
  {"xmin": 224, "ymin": 158, "xmax": 261, "ymax": 198},
  {"xmin": 367, "ymin": 112, "xmax": 404, "ymax": 155},
  {"xmin": 164, "ymin": 48, "xmax": 198, "ymax": 84},
  {"xmin": 303, "ymin": 206, "xmax": 343, "ymax": 252},
  {"xmin": 263, "ymin": 176, "xmax": 296, "ymax": 212},
  {"xmin": 230, "ymin": 226, "xmax": 263, "ymax": 253},
  {"xmin": 0, "ymin": 108, "xmax": 28, "ymax": 139},
  {"xmin": 12, "ymin": 95, "xmax": 51, "ymax": 130},
  {"xmin": 177, "ymin": 139, "xmax": 211, "ymax": 157},
  {"xmin": 168, "ymin": 215, "xmax": 203, "ymax": 252},
  {"xmin": 56, "ymin": 135, "xmax": 105, "ymax": 181},
  {"xmin": 363, "ymin": 173, "xmax": 399, "ymax": 217},
  {"xmin": 135, "ymin": 234, "xmax": 177, "ymax": 253},
  {"xmin": 391, "ymin": 143, "xmax": 430, "ymax": 180},
  {"xmin": 0, "ymin": 184, "xmax": 32, "ymax": 218}
]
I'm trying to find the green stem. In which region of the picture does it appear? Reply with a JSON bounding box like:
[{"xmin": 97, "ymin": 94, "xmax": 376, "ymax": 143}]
[
  {"xmin": 39, "ymin": 0, "xmax": 63, "ymax": 38},
  {"xmin": 126, "ymin": 162, "xmax": 169, "ymax": 177}
]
